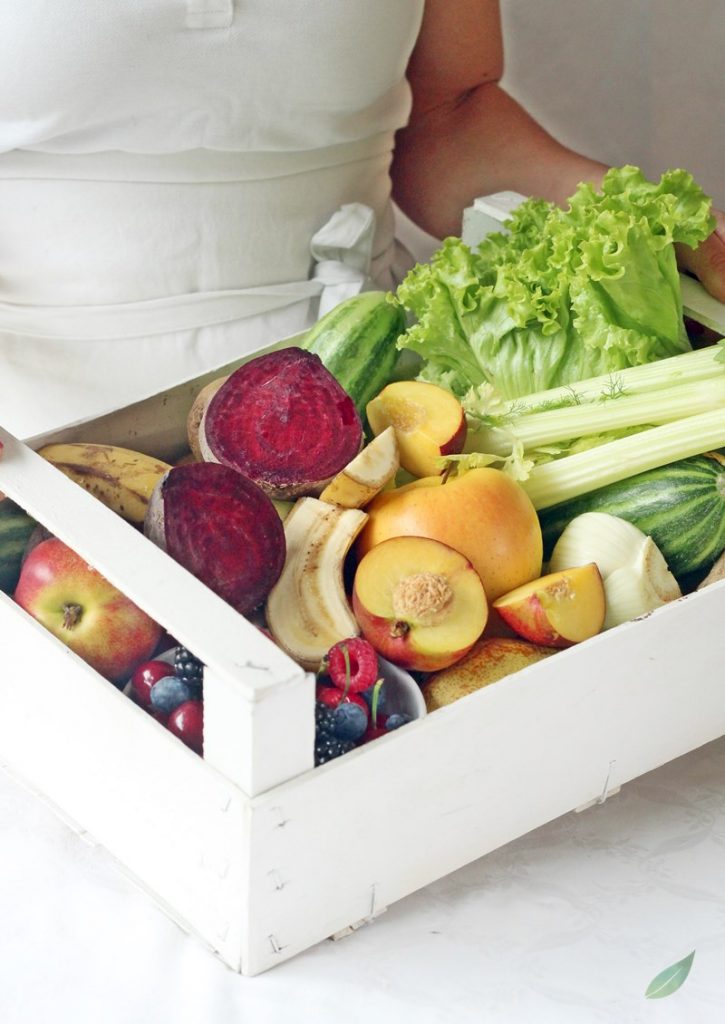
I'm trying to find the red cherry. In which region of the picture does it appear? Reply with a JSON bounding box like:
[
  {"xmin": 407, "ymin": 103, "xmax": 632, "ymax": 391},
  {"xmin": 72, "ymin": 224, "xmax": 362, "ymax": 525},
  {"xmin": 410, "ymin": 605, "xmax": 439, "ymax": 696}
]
[
  {"xmin": 168, "ymin": 700, "xmax": 204, "ymax": 755},
  {"xmin": 131, "ymin": 659, "xmax": 175, "ymax": 708},
  {"xmin": 362, "ymin": 717, "xmax": 389, "ymax": 744},
  {"xmin": 315, "ymin": 684, "xmax": 368, "ymax": 713}
]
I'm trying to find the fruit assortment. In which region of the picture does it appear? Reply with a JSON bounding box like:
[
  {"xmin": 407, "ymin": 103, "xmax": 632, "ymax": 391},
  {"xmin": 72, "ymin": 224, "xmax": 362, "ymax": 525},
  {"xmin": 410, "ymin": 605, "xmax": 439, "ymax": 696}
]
[
  {"xmin": 3, "ymin": 218, "xmax": 725, "ymax": 768},
  {"xmin": 314, "ymin": 637, "xmax": 413, "ymax": 765},
  {"xmin": 129, "ymin": 647, "xmax": 204, "ymax": 755}
]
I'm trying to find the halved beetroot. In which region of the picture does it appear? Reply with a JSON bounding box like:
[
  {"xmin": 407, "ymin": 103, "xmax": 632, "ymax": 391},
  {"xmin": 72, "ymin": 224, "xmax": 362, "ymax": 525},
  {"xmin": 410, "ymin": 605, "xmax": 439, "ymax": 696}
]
[
  {"xmin": 199, "ymin": 348, "xmax": 363, "ymax": 499},
  {"xmin": 144, "ymin": 463, "xmax": 285, "ymax": 614}
]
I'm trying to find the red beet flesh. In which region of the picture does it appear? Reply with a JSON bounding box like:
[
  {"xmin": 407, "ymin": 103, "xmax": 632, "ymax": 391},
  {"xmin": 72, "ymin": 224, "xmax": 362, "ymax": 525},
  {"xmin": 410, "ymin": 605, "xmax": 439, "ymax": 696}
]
[
  {"xmin": 146, "ymin": 463, "xmax": 285, "ymax": 614},
  {"xmin": 201, "ymin": 348, "xmax": 363, "ymax": 498}
]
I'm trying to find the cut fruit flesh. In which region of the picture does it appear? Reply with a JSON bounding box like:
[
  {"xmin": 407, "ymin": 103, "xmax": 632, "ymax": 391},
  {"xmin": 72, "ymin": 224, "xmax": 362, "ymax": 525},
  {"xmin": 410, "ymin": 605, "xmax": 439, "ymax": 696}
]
[
  {"xmin": 353, "ymin": 536, "xmax": 487, "ymax": 660},
  {"xmin": 494, "ymin": 563, "xmax": 605, "ymax": 646},
  {"xmin": 366, "ymin": 381, "xmax": 466, "ymax": 478}
]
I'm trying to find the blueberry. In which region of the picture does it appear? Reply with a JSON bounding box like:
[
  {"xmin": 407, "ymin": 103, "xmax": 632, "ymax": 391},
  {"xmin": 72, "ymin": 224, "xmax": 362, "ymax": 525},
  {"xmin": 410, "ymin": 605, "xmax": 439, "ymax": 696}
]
[
  {"xmin": 332, "ymin": 702, "xmax": 368, "ymax": 742},
  {"xmin": 385, "ymin": 713, "xmax": 412, "ymax": 731},
  {"xmin": 361, "ymin": 683, "xmax": 387, "ymax": 716},
  {"xmin": 150, "ymin": 675, "xmax": 195, "ymax": 714}
]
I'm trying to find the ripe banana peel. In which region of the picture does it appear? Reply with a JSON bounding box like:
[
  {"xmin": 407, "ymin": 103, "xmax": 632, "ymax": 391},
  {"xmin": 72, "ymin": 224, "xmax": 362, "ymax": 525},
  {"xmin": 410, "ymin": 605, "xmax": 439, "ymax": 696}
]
[
  {"xmin": 266, "ymin": 497, "xmax": 368, "ymax": 670},
  {"xmin": 38, "ymin": 443, "xmax": 172, "ymax": 524}
]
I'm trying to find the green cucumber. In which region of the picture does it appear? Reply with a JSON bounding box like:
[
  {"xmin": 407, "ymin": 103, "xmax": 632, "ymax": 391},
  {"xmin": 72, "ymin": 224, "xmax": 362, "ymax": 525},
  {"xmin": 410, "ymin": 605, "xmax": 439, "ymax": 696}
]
[
  {"xmin": 301, "ymin": 292, "xmax": 406, "ymax": 414},
  {"xmin": 538, "ymin": 454, "xmax": 725, "ymax": 580},
  {"xmin": 0, "ymin": 498, "xmax": 37, "ymax": 595}
]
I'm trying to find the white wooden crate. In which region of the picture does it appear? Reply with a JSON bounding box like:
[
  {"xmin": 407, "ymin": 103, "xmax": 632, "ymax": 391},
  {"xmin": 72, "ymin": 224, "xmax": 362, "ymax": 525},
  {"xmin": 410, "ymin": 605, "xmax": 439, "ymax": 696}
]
[{"xmin": 1, "ymin": 208, "xmax": 724, "ymax": 974}]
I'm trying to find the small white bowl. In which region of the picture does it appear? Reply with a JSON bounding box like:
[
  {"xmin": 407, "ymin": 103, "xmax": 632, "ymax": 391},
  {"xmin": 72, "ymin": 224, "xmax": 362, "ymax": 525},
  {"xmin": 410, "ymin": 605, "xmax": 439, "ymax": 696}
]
[{"xmin": 375, "ymin": 655, "xmax": 427, "ymax": 721}]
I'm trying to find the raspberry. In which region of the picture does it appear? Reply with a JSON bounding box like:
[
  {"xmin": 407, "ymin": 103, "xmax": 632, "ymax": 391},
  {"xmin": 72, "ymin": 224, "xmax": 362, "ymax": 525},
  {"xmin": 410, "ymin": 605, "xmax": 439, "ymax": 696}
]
[{"xmin": 327, "ymin": 637, "xmax": 378, "ymax": 693}]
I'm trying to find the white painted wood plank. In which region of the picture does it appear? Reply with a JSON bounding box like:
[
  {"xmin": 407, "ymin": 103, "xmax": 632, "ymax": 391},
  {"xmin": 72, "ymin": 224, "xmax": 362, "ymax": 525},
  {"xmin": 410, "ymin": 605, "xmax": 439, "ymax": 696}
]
[
  {"xmin": 680, "ymin": 274, "xmax": 725, "ymax": 334},
  {"xmin": 0, "ymin": 590, "xmax": 250, "ymax": 970},
  {"xmin": 244, "ymin": 581, "xmax": 725, "ymax": 973},
  {"xmin": 0, "ymin": 428, "xmax": 311, "ymax": 795}
]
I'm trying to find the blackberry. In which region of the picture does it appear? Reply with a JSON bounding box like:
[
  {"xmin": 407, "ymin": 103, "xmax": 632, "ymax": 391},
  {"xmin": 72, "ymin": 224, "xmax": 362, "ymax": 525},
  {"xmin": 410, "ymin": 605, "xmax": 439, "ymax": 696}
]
[
  {"xmin": 174, "ymin": 647, "xmax": 204, "ymax": 691},
  {"xmin": 314, "ymin": 700, "xmax": 355, "ymax": 766},
  {"xmin": 315, "ymin": 700, "xmax": 337, "ymax": 739},
  {"xmin": 315, "ymin": 734, "xmax": 356, "ymax": 766}
]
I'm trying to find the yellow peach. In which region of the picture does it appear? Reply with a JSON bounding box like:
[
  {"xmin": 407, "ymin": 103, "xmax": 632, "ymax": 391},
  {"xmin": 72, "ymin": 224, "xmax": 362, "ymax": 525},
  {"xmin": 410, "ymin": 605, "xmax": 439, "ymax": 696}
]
[{"xmin": 357, "ymin": 468, "xmax": 543, "ymax": 602}]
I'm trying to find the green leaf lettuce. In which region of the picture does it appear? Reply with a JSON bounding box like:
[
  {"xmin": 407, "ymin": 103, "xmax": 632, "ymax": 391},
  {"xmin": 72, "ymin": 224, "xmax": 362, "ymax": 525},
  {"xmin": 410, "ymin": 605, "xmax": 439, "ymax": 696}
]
[{"xmin": 395, "ymin": 166, "xmax": 715, "ymax": 399}]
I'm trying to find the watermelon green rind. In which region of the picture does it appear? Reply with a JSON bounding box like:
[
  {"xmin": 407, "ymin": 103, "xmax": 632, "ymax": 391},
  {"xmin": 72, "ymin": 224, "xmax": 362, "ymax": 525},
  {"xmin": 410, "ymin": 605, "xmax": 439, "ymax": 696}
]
[
  {"xmin": 0, "ymin": 499, "xmax": 37, "ymax": 595},
  {"xmin": 539, "ymin": 454, "xmax": 725, "ymax": 579},
  {"xmin": 301, "ymin": 292, "xmax": 407, "ymax": 414}
]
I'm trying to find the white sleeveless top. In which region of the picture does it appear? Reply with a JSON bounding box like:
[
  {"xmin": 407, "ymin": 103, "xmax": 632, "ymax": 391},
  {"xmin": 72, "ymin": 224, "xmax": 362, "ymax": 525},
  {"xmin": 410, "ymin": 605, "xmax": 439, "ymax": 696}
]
[{"xmin": 0, "ymin": 1, "xmax": 426, "ymax": 437}]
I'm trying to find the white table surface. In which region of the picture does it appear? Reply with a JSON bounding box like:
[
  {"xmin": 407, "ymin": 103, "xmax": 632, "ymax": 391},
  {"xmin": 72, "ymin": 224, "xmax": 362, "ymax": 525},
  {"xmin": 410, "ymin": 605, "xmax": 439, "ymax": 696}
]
[{"xmin": 1, "ymin": 732, "xmax": 724, "ymax": 1024}]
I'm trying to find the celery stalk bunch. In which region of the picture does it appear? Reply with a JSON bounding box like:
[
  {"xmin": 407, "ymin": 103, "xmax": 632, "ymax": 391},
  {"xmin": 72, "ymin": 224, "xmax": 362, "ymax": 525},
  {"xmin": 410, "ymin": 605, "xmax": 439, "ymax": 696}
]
[{"xmin": 442, "ymin": 344, "xmax": 725, "ymax": 510}]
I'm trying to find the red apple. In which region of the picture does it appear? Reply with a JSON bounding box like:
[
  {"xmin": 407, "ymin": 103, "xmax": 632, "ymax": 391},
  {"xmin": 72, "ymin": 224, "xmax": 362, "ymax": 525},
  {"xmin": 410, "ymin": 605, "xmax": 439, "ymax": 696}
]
[{"xmin": 14, "ymin": 538, "xmax": 162, "ymax": 683}]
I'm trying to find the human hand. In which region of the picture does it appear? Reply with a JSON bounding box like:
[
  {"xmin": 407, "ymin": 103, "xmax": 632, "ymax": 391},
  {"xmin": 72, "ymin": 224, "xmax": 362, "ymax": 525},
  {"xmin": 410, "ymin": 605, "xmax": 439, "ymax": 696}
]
[{"xmin": 676, "ymin": 207, "xmax": 725, "ymax": 303}]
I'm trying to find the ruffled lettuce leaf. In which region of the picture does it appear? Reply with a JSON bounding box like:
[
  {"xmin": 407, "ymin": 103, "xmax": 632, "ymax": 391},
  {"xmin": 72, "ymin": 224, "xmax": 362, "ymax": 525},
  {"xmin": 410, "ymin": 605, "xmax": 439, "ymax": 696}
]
[{"xmin": 395, "ymin": 166, "xmax": 715, "ymax": 399}]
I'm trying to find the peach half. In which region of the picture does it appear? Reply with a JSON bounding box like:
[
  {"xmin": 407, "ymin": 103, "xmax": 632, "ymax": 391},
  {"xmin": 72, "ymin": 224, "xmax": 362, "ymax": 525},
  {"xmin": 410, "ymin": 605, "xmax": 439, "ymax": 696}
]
[
  {"xmin": 492, "ymin": 563, "xmax": 605, "ymax": 648},
  {"xmin": 352, "ymin": 535, "xmax": 488, "ymax": 672},
  {"xmin": 366, "ymin": 380, "xmax": 466, "ymax": 478}
]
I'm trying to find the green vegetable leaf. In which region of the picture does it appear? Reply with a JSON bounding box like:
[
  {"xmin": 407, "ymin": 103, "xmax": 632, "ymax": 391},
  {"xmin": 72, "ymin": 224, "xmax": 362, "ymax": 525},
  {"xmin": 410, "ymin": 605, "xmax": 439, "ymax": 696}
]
[
  {"xmin": 396, "ymin": 166, "xmax": 715, "ymax": 400},
  {"xmin": 644, "ymin": 950, "xmax": 695, "ymax": 999}
]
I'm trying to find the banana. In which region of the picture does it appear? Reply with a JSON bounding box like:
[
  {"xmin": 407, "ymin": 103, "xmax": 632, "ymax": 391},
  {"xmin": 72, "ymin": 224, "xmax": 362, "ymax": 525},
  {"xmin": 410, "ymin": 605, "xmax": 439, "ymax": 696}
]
[
  {"xmin": 265, "ymin": 497, "xmax": 368, "ymax": 670},
  {"xmin": 38, "ymin": 443, "xmax": 172, "ymax": 525},
  {"xmin": 319, "ymin": 426, "xmax": 399, "ymax": 509}
]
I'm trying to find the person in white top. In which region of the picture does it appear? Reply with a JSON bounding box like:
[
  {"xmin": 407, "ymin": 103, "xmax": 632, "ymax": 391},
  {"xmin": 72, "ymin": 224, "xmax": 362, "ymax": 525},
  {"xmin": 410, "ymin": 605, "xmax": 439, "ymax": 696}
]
[{"xmin": 0, "ymin": 0, "xmax": 723, "ymax": 437}]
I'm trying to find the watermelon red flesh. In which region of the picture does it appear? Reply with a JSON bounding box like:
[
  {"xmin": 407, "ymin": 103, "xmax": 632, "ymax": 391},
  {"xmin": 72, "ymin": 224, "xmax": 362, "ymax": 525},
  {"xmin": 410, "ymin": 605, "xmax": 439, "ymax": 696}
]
[
  {"xmin": 158, "ymin": 463, "xmax": 285, "ymax": 615},
  {"xmin": 202, "ymin": 348, "xmax": 363, "ymax": 499}
]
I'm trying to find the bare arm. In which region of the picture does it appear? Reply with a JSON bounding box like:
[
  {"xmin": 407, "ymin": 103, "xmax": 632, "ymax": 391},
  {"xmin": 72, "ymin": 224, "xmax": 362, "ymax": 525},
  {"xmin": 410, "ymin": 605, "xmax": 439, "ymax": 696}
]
[
  {"xmin": 391, "ymin": 0, "xmax": 725, "ymax": 302},
  {"xmin": 391, "ymin": 0, "xmax": 608, "ymax": 239}
]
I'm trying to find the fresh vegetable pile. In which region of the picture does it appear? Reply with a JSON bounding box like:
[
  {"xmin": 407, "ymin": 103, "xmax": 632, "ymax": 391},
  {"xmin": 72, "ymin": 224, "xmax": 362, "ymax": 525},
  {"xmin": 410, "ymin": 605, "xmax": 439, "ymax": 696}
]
[{"xmin": 5, "ymin": 166, "xmax": 725, "ymax": 771}]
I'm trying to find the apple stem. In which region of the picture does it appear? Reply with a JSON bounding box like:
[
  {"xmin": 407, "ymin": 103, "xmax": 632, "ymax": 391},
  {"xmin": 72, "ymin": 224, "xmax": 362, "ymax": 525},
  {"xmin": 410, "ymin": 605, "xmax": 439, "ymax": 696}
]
[
  {"xmin": 440, "ymin": 464, "xmax": 453, "ymax": 485},
  {"xmin": 390, "ymin": 620, "xmax": 410, "ymax": 638},
  {"xmin": 62, "ymin": 603, "xmax": 83, "ymax": 630}
]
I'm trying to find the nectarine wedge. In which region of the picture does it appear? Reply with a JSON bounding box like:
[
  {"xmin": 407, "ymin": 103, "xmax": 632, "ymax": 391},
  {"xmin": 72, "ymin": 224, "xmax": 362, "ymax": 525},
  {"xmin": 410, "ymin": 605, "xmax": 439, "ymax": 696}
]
[
  {"xmin": 366, "ymin": 380, "xmax": 466, "ymax": 478},
  {"xmin": 492, "ymin": 563, "xmax": 605, "ymax": 648},
  {"xmin": 353, "ymin": 535, "xmax": 487, "ymax": 672}
]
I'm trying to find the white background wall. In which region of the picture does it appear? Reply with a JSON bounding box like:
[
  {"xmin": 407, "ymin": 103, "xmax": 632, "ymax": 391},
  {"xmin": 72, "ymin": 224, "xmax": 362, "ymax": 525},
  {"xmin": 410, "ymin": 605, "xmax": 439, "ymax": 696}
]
[{"xmin": 500, "ymin": 0, "xmax": 724, "ymax": 207}]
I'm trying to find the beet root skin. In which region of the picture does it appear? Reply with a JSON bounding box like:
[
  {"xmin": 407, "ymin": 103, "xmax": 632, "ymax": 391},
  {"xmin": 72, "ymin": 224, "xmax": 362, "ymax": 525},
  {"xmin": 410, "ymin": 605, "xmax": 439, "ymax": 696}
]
[
  {"xmin": 144, "ymin": 463, "xmax": 286, "ymax": 614},
  {"xmin": 200, "ymin": 348, "xmax": 363, "ymax": 499},
  {"xmin": 144, "ymin": 474, "xmax": 169, "ymax": 551}
]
